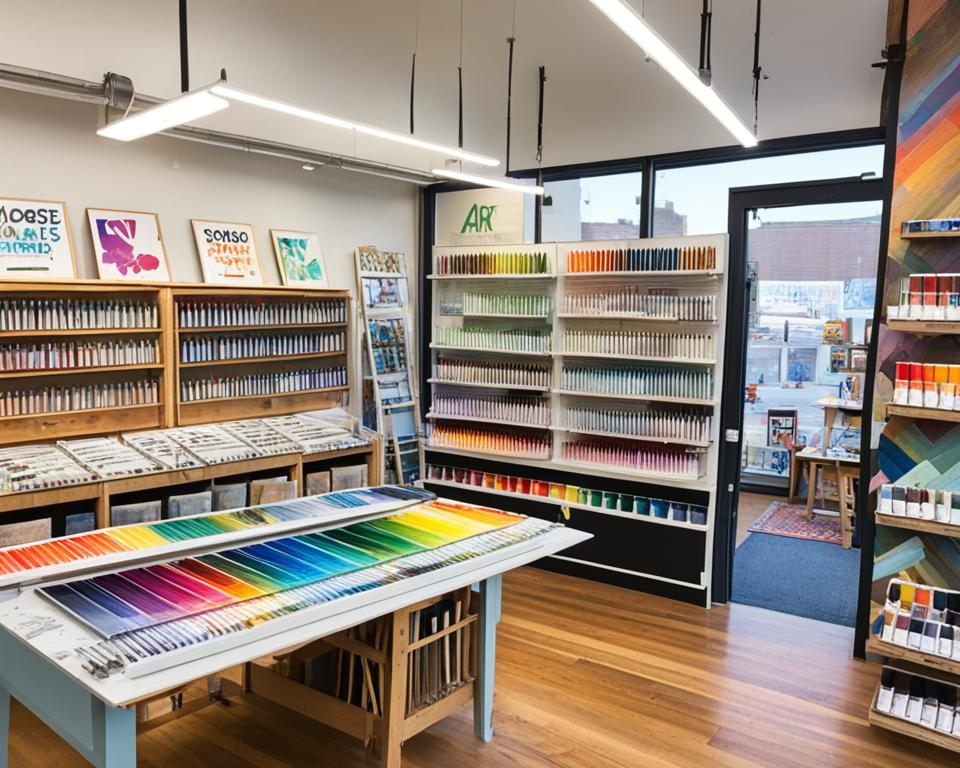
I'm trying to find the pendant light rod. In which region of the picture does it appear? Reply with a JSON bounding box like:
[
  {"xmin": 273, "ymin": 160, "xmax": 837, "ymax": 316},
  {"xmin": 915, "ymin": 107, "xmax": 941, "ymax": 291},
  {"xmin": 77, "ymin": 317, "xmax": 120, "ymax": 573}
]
[{"xmin": 179, "ymin": 0, "xmax": 189, "ymax": 93}]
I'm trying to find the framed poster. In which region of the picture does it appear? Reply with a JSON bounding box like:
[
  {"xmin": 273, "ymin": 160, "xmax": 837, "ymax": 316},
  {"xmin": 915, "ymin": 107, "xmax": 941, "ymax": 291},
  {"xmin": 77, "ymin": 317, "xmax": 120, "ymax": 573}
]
[
  {"xmin": 767, "ymin": 408, "xmax": 798, "ymax": 449},
  {"xmin": 86, "ymin": 208, "xmax": 170, "ymax": 281},
  {"xmin": 270, "ymin": 229, "xmax": 327, "ymax": 287},
  {"xmin": 191, "ymin": 219, "xmax": 264, "ymax": 285},
  {"xmin": 0, "ymin": 197, "xmax": 76, "ymax": 278}
]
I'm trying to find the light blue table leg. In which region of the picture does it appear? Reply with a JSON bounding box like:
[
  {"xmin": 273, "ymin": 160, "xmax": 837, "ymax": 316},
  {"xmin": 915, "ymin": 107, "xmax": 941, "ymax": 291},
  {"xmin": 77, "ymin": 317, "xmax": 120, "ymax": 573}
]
[
  {"xmin": 1, "ymin": 682, "xmax": 9, "ymax": 768},
  {"xmin": 473, "ymin": 574, "xmax": 502, "ymax": 743},
  {"xmin": 91, "ymin": 700, "xmax": 136, "ymax": 768}
]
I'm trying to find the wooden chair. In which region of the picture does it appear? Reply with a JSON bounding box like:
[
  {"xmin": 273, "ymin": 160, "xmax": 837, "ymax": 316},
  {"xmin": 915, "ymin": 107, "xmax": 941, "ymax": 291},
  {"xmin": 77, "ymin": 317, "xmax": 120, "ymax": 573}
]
[{"xmin": 837, "ymin": 465, "xmax": 859, "ymax": 549}]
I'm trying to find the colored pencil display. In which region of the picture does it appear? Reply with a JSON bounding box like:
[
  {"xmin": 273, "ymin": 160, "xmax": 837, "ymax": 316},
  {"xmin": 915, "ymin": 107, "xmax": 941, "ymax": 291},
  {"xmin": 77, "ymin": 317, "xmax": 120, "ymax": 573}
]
[
  {"xmin": 58, "ymin": 437, "xmax": 164, "ymax": 478},
  {"xmin": 426, "ymin": 463, "xmax": 708, "ymax": 526},
  {"xmin": 433, "ymin": 251, "xmax": 551, "ymax": 277},
  {"xmin": 561, "ymin": 329, "xmax": 714, "ymax": 360},
  {"xmin": 561, "ymin": 405, "xmax": 711, "ymax": 442},
  {"xmin": 561, "ymin": 290, "xmax": 716, "ymax": 321},
  {"xmin": 0, "ymin": 444, "xmax": 98, "ymax": 493},
  {"xmin": 559, "ymin": 364, "xmax": 713, "ymax": 400},
  {"xmin": 39, "ymin": 498, "xmax": 557, "ymax": 679},
  {"xmin": 434, "ymin": 358, "xmax": 551, "ymax": 389},
  {"xmin": 561, "ymin": 438, "xmax": 702, "ymax": 478},
  {"xmin": 434, "ymin": 326, "xmax": 551, "ymax": 354},
  {"xmin": 428, "ymin": 424, "xmax": 551, "ymax": 458},
  {"xmin": 565, "ymin": 245, "xmax": 716, "ymax": 273},
  {"xmin": 429, "ymin": 393, "xmax": 551, "ymax": 426},
  {"xmin": 0, "ymin": 486, "xmax": 433, "ymax": 580},
  {"xmin": 458, "ymin": 292, "xmax": 551, "ymax": 317}
]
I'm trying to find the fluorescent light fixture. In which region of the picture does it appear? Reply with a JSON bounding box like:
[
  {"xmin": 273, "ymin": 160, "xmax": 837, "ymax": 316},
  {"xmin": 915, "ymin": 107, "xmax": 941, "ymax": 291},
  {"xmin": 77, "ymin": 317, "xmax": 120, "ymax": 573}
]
[
  {"xmin": 586, "ymin": 0, "xmax": 758, "ymax": 148},
  {"xmin": 97, "ymin": 84, "xmax": 229, "ymax": 141},
  {"xmin": 211, "ymin": 85, "xmax": 500, "ymax": 167},
  {"xmin": 432, "ymin": 168, "xmax": 545, "ymax": 195}
]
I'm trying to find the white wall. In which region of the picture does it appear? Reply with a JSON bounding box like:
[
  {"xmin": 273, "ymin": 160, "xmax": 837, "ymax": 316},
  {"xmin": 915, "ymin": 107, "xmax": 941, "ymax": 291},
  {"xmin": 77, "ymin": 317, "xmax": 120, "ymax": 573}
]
[
  {"xmin": 0, "ymin": 0, "xmax": 887, "ymax": 171},
  {"xmin": 0, "ymin": 88, "xmax": 418, "ymax": 408}
]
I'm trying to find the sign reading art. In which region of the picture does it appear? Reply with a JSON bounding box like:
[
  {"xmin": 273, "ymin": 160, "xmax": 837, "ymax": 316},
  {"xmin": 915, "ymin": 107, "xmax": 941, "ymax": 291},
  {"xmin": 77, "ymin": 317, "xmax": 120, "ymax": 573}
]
[
  {"xmin": 435, "ymin": 188, "xmax": 526, "ymax": 246},
  {"xmin": 191, "ymin": 220, "xmax": 264, "ymax": 285},
  {"xmin": 0, "ymin": 197, "xmax": 76, "ymax": 278},
  {"xmin": 86, "ymin": 209, "xmax": 171, "ymax": 282},
  {"xmin": 270, "ymin": 229, "xmax": 328, "ymax": 287}
]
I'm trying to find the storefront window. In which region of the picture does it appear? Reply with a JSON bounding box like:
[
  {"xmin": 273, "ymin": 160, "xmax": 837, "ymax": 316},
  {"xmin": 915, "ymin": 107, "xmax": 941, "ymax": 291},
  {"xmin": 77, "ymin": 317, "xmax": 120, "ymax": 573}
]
[{"xmin": 541, "ymin": 172, "xmax": 643, "ymax": 242}]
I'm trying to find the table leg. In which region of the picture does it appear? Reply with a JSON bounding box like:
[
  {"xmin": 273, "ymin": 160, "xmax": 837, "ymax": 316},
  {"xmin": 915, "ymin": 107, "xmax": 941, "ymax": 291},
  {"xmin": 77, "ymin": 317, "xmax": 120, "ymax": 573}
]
[
  {"xmin": 0, "ymin": 683, "xmax": 9, "ymax": 768},
  {"xmin": 474, "ymin": 574, "xmax": 502, "ymax": 743},
  {"xmin": 805, "ymin": 462, "xmax": 817, "ymax": 520},
  {"xmin": 91, "ymin": 700, "xmax": 136, "ymax": 768}
]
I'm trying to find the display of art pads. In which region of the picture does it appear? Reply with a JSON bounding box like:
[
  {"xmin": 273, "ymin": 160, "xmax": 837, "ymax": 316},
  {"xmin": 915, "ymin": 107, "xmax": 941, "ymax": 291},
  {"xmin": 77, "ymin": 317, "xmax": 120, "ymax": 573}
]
[
  {"xmin": 191, "ymin": 220, "xmax": 264, "ymax": 285},
  {"xmin": 86, "ymin": 209, "xmax": 170, "ymax": 281},
  {"xmin": 0, "ymin": 197, "xmax": 76, "ymax": 278},
  {"xmin": 271, "ymin": 229, "xmax": 327, "ymax": 287}
]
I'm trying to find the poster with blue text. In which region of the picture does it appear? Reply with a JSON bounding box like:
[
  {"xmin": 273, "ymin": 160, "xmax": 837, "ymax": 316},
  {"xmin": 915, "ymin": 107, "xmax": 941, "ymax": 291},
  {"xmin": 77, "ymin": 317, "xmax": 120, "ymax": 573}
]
[{"xmin": 0, "ymin": 197, "xmax": 76, "ymax": 278}]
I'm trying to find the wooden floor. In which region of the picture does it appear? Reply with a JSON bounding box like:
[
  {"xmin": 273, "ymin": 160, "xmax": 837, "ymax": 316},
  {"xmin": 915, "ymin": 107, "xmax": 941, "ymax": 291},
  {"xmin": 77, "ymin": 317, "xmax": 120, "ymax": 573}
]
[{"xmin": 8, "ymin": 567, "xmax": 951, "ymax": 767}]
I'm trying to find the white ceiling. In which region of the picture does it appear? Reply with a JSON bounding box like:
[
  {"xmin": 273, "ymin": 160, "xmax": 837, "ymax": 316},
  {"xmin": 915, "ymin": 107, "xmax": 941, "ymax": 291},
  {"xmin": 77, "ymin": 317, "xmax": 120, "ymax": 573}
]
[{"xmin": 2, "ymin": 0, "xmax": 887, "ymax": 172}]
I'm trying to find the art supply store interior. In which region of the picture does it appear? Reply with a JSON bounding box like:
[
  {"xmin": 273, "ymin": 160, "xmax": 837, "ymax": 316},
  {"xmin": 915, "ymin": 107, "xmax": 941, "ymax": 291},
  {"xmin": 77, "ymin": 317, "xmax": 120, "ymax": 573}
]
[{"xmin": 0, "ymin": 1, "xmax": 958, "ymax": 766}]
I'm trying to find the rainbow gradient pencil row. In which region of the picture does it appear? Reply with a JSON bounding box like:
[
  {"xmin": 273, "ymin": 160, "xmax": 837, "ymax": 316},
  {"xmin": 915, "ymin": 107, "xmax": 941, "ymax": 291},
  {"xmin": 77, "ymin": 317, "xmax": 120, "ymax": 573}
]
[
  {"xmin": 44, "ymin": 500, "xmax": 557, "ymax": 679},
  {"xmin": 0, "ymin": 486, "xmax": 432, "ymax": 579}
]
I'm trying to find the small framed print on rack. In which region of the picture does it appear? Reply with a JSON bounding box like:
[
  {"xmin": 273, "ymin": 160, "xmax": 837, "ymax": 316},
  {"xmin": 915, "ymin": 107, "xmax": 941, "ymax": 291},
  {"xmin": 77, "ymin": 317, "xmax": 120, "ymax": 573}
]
[
  {"xmin": 0, "ymin": 197, "xmax": 77, "ymax": 279},
  {"xmin": 86, "ymin": 208, "xmax": 171, "ymax": 281},
  {"xmin": 271, "ymin": 229, "xmax": 328, "ymax": 287},
  {"xmin": 191, "ymin": 219, "xmax": 265, "ymax": 285}
]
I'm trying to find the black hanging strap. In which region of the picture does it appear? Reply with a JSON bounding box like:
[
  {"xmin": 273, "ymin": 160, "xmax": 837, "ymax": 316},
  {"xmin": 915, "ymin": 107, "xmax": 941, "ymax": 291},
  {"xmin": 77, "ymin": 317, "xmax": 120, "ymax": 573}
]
[
  {"xmin": 751, "ymin": 0, "xmax": 763, "ymax": 134},
  {"xmin": 698, "ymin": 0, "xmax": 712, "ymax": 83},
  {"xmin": 410, "ymin": 53, "xmax": 416, "ymax": 134},
  {"xmin": 179, "ymin": 0, "xmax": 189, "ymax": 92},
  {"xmin": 505, "ymin": 36, "xmax": 515, "ymax": 172},
  {"xmin": 536, "ymin": 66, "xmax": 546, "ymax": 164}
]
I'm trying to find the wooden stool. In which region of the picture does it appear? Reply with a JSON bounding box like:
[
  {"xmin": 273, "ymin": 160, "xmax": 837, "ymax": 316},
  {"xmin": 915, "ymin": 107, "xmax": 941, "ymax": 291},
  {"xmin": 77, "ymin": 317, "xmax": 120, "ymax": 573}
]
[
  {"xmin": 837, "ymin": 465, "xmax": 859, "ymax": 549},
  {"xmin": 805, "ymin": 458, "xmax": 840, "ymax": 519}
]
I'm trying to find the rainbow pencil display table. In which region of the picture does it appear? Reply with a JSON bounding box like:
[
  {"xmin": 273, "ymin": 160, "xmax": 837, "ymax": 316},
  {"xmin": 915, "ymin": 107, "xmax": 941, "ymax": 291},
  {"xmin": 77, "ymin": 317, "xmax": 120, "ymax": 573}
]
[{"xmin": 0, "ymin": 486, "xmax": 588, "ymax": 767}]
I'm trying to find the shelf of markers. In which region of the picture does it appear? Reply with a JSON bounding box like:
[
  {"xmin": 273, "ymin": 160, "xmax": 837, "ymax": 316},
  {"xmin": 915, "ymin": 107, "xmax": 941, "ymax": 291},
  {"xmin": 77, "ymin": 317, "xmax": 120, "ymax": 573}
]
[
  {"xmin": 179, "ymin": 350, "xmax": 346, "ymax": 368},
  {"xmin": 557, "ymin": 351, "xmax": 716, "ymax": 365},
  {"xmin": 552, "ymin": 426, "xmax": 711, "ymax": 448},
  {"xmin": 875, "ymin": 514, "xmax": 960, "ymax": 539},
  {"xmin": 887, "ymin": 320, "xmax": 960, "ymax": 335},
  {"xmin": 553, "ymin": 389, "xmax": 716, "ymax": 407},
  {"xmin": 427, "ymin": 378, "xmax": 551, "ymax": 393},
  {"xmin": 425, "ymin": 412, "xmax": 550, "ymax": 430},
  {"xmin": 556, "ymin": 313, "xmax": 718, "ymax": 325},
  {"xmin": 0, "ymin": 363, "xmax": 164, "ymax": 379},
  {"xmin": 0, "ymin": 402, "xmax": 160, "ymax": 422},
  {"xmin": 866, "ymin": 636, "xmax": 960, "ymax": 679},
  {"xmin": 422, "ymin": 478, "xmax": 709, "ymax": 531},
  {"xmin": 561, "ymin": 269, "xmax": 722, "ymax": 278},
  {"xmin": 886, "ymin": 404, "xmax": 960, "ymax": 423},
  {"xmin": 429, "ymin": 343, "xmax": 552, "ymax": 358},
  {"xmin": 177, "ymin": 322, "xmax": 348, "ymax": 333},
  {"xmin": 0, "ymin": 327, "xmax": 162, "ymax": 338},
  {"xmin": 427, "ymin": 273, "xmax": 556, "ymax": 281},
  {"xmin": 179, "ymin": 385, "xmax": 350, "ymax": 405}
]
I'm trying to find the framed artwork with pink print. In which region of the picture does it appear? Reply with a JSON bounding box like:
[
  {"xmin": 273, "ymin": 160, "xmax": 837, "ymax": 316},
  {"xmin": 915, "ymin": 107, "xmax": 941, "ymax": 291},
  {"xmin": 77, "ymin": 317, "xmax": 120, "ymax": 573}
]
[{"xmin": 86, "ymin": 208, "xmax": 171, "ymax": 282}]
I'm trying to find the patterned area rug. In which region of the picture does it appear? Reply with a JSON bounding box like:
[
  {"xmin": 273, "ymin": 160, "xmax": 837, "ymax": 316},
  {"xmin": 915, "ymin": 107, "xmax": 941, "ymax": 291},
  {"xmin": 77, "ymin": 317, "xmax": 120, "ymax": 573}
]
[{"xmin": 747, "ymin": 501, "xmax": 842, "ymax": 545}]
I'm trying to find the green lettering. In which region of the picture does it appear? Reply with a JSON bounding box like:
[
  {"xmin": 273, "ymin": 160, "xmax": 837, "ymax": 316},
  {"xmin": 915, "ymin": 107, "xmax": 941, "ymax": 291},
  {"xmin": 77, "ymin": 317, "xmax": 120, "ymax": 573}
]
[{"xmin": 460, "ymin": 203, "xmax": 480, "ymax": 233}]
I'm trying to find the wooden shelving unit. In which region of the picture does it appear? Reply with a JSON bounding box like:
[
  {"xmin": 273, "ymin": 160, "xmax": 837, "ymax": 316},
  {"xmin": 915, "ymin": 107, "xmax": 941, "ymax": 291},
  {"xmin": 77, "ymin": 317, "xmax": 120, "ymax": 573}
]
[
  {"xmin": 865, "ymin": 636, "xmax": 960, "ymax": 678},
  {"xmin": 887, "ymin": 319, "xmax": 960, "ymax": 335},
  {"xmin": 875, "ymin": 513, "xmax": 960, "ymax": 538},
  {"xmin": 886, "ymin": 403, "xmax": 960, "ymax": 423},
  {"xmin": 172, "ymin": 285, "xmax": 351, "ymax": 425}
]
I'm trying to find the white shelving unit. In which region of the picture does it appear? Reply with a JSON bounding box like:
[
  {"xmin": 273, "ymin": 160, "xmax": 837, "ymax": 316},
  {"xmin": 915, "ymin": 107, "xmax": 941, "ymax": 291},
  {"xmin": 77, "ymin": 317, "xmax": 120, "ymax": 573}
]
[{"xmin": 425, "ymin": 235, "xmax": 729, "ymax": 603}]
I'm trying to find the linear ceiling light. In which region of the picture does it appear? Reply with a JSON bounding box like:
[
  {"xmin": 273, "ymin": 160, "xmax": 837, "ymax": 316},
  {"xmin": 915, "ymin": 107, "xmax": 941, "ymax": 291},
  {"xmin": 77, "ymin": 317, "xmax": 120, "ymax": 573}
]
[
  {"xmin": 432, "ymin": 168, "xmax": 544, "ymax": 195},
  {"xmin": 97, "ymin": 82, "xmax": 228, "ymax": 141},
  {"xmin": 210, "ymin": 85, "xmax": 500, "ymax": 167},
  {"xmin": 586, "ymin": 0, "xmax": 758, "ymax": 148}
]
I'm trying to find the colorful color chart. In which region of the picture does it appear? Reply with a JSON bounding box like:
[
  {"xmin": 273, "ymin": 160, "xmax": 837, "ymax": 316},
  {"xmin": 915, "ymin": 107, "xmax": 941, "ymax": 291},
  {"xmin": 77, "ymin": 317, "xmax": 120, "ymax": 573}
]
[
  {"xmin": 42, "ymin": 500, "xmax": 557, "ymax": 679},
  {"xmin": 0, "ymin": 486, "xmax": 432, "ymax": 579}
]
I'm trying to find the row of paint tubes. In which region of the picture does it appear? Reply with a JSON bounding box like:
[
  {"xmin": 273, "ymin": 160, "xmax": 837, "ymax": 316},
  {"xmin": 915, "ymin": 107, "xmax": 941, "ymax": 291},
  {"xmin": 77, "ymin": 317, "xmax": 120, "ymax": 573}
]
[
  {"xmin": 180, "ymin": 367, "xmax": 347, "ymax": 402},
  {"xmin": 561, "ymin": 291, "xmax": 716, "ymax": 321},
  {"xmin": 0, "ymin": 339, "xmax": 159, "ymax": 371},
  {"xmin": 179, "ymin": 331, "xmax": 345, "ymax": 363},
  {"xmin": 435, "ymin": 326, "xmax": 550, "ymax": 353},
  {"xmin": 430, "ymin": 394, "xmax": 551, "ymax": 426},
  {"xmin": 461, "ymin": 292, "xmax": 552, "ymax": 316}
]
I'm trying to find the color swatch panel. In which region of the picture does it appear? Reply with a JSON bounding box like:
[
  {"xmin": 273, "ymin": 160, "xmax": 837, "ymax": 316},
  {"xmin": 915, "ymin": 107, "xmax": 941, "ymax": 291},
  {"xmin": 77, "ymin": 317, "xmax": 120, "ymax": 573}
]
[
  {"xmin": 0, "ymin": 486, "xmax": 433, "ymax": 580},
  {"xmin": 46, "ymin": 500, "xmax": 557, "ymax": 680}
]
